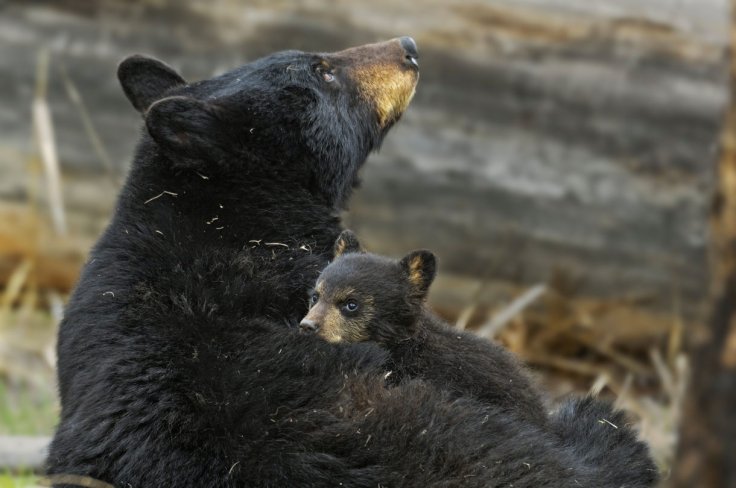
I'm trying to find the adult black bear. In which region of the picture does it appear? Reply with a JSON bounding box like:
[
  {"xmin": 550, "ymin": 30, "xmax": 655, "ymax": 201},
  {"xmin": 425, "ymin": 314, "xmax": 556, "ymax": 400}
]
[{"xmin": 47, "ymin": 39, "xmax": 658, "ymax": 487}]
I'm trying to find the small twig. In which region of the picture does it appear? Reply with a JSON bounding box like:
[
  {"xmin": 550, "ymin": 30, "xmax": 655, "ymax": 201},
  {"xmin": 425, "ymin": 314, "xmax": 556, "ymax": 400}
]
[
  {"xmin": 613, "ymin": 373, "xmax": 634, "ymax": 411},
  {"xmin": 57, "ymin": 61, "xmax": 117, "ymax": 181},
  {"xmin": 40, "ymin": 474, "xmax": 115, "ymax": 488},
  {"xmin": 576, "ymin": 334, "xmax": 651, "ymax": 376},
  {"xmin": 589, "ymin": 373, "xmax": 609, "ymax": 397},
  {"xmin": 0, "ymin": 260, "xmax": 33, "ymax": 330},
  {"xmin": 455, "ymin": 305, "xmax": 476, "ymax": 331},
  {"xmin": 144, "ymin": 190, "xmax": 178, "ymax": 204},
  {"xmin": 667, "ymin": 309, "xmax": 684, "ymax": 367},
  {"xmin": 33, "ymin": 48, "xmax": 66, "ymax": 235},
  {"xmin": 650, "ymin": 348, "xmax": 676, "ymax": 400},
  {"xmin": 476, "ymin": 284, "xmax": 546, "ymax": 338},
  {"xmin": 598, "ymin": 418, "xmax": 619, "ymax": 429},
  {"xmin": 526, "ymin": 353, "xmax": 614, "ymax": 379}
]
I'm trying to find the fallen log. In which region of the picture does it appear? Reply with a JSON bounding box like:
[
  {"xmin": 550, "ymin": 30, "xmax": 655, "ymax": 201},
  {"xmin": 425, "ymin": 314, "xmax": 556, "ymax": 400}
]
[{"xmin": 0, "ymin": 435, "xmax": 49, "ymax": 473}]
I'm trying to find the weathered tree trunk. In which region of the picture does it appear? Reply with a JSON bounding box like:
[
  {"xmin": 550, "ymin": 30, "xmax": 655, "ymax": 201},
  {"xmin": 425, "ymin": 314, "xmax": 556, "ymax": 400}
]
[{"xmin": 671, "ymin": 2, "xmax": 736, "ymax": 485}]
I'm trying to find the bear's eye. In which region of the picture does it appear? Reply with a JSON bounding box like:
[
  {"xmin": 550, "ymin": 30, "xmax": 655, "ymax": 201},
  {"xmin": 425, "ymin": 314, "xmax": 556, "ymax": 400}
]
[
  {"xmin": 341, "ymin": 299, "xmax": 359, "ymax": 315},
  {"xmin": 315, "ymin": 64, "xmax": 336, "ymax": 83},
  {"xmin": 309, "ymin": 292, "xmax": 320, "ymax": 306}
]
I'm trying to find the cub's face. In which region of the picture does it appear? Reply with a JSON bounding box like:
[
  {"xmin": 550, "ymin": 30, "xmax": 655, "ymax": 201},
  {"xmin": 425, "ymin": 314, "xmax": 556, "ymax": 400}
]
[{"xmin": 300, "ymin": 231, "xmax": 436, "ymax": 345}]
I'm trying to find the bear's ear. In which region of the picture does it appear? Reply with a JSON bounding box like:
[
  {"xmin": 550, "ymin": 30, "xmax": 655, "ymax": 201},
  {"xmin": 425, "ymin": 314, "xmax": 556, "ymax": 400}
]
[
  {"xmin": 334, "ymin": 230, "xmax": 364, "ymax": 258},
  {"xmin": 118, "ymin": 55, "xmax": 186, "ymax": 113},
  {"xmin": 145, "ymin": 96, "xmax": 228, "ymax": 162},
  {"xmin": 399, "ymin": 250, "xmax": 437, "ymax": 299}
]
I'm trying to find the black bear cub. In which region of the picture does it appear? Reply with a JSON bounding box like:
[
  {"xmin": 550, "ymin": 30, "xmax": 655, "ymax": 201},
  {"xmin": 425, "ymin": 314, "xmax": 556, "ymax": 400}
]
[
  {"xmin": 301, "ymin": 230, "xmax": 548, "ymax": 426},
  {"xmin": 301, "ymin": 231, "xmax": 660, "ymax": 488}
]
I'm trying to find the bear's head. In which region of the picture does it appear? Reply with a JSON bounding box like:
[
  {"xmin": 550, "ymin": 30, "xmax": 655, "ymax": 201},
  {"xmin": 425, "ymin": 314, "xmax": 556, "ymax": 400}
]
[
  {"xmin": 118, "ymin": 38, "xmax": 419, "ymax": 206},
  {"xmin": 300, "ymin": 230, "xmax": 437, "ymax": 344}
]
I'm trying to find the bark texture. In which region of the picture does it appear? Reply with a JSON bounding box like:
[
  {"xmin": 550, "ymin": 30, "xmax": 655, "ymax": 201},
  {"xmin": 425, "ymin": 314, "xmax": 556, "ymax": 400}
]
[{"xmin": 671, "ymin": 2, "xmax": 736, "ymax": 485}]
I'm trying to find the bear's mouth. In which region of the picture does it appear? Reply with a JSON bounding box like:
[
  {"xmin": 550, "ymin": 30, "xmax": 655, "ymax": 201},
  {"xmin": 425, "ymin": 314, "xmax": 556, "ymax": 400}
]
[{"xmin": 332, "ymin": 37, "xmax": 419, "ymax": 128}]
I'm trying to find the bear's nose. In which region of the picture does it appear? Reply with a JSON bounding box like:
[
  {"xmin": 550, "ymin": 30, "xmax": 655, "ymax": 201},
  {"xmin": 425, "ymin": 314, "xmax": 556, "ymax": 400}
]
[
  {"xmin": 299, "ymin": 319, "xmax": 319, "ymax": 333},
  {"xmin": 399, "ymin": 36, "xmax": 419, "ymax": 69}
]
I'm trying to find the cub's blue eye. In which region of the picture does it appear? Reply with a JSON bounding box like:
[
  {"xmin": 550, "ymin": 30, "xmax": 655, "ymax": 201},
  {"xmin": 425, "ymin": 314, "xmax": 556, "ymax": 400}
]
[
  {"xmin": 310, "ymin": 293, "xmax": 319, "ymax": 305},
  {"xmin": 342, "ymin": 299, "xmax": 359, "ymax": 314}
]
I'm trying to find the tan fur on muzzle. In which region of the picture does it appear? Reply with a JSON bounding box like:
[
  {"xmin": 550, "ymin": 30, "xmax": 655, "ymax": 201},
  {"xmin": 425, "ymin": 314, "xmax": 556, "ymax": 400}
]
[{"xmin": 333, "ymin": 39, "xmax": 418, "ymax": 127}]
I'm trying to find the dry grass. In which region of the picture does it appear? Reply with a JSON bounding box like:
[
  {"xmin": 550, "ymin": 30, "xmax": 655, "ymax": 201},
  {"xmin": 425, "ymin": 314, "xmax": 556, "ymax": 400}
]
[{"xmin": 438, "ymin": 273, "xmax": 690, "ymax": 476}]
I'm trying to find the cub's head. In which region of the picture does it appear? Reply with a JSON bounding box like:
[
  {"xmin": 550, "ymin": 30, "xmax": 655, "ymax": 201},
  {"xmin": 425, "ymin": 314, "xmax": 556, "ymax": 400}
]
[
  {"xmin": 300, "ymin": 230, "xmax": 436, "ymax": 344},
  {"xmin": 118, "ymin": 37, "xmax": 419, "ymax": 206}
]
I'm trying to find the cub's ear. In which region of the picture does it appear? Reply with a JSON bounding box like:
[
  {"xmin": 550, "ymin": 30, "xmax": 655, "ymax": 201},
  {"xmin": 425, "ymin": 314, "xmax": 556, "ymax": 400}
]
[
  {"xmin": 399, "ymin": 250, "xmax": 437, "ymax": 299},
  {"xmin": 118, "ymin": 55, "xmax": 186, "ymax": 113},
  {"xmin": 334, "ymin": 230, "xmax": 363, "ymax": 258},
  {"xmin": 145, "ymin": 96, "xmax": 228, "ymax": 162}
]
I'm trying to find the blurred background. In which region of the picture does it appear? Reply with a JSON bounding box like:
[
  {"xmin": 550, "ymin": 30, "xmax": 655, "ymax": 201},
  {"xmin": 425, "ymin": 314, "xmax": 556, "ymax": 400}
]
[{"xmin": 0, "ymin": 0, "xmax": 730, "ymax": 485}]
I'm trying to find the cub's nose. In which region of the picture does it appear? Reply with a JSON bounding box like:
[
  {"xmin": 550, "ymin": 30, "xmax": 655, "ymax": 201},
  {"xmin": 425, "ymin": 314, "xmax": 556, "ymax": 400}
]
[
  {"xmin": 299, "ymin": 319, "xmax": 319, "ymax": 333},
  {"xmin": 399, "ymin": 36, "xmax": 419, "ymax": 68}
]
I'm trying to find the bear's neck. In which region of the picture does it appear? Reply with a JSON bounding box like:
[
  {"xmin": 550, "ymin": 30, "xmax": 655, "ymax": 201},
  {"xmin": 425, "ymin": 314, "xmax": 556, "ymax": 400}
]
[{"xmin": 108, "ymin": 148, "xmax": 343, "ymax": 254}]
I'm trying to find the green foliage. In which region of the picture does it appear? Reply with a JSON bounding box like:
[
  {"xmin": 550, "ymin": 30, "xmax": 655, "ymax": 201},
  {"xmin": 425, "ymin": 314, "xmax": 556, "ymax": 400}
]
[
  {"xmin": 0, "ymin": 380, "xmax": 57, "ymax": 487},
  {"xmin": 0, "ymin": 381, "xmax": 57, "ymax": 436},
  {"xmin": 0, "ymin": 473, "xmax": 38, "ymax": 488}
]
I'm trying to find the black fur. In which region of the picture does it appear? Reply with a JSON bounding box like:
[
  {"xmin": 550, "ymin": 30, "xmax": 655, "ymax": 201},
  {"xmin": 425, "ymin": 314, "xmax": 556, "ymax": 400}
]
[
  {"xmin": 550, "ymin": 396, "xmax": 661, "ymax": 487},
  {"xmin": 47, "ymin": 41, "xmax": 658, "ymax": 487},
  {"xmin": 333, "ymin": 229, "xmax": 364, "ymax": 256},
  {"xmin": 311, "ymin": 244, "xmax": 659, "ymax": 486},
  {"xmin": 117, "ymin": 55, "xmax": 186, "ymax": 112},
  {"xmin": 313, "ymin": 249, "xmax": 549, "ymax": 426}
]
